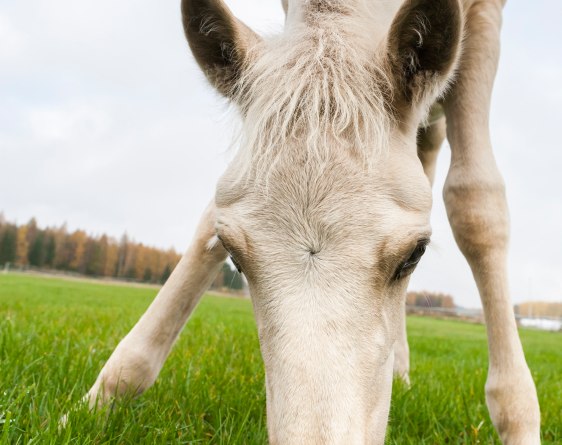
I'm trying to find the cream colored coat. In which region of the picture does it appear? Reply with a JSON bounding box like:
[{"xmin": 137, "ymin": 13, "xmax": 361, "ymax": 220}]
[{"xmin": 68, "ymin": 0, "xmax": 541, "ymax": 443}]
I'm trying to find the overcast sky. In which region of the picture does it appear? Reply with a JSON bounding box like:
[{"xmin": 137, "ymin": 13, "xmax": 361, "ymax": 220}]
[{"xmin": 1, "ymin": 0, "xmax": 560, "ymax": 308}]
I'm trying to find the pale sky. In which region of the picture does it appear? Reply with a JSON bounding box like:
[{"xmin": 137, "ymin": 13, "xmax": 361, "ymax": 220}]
[{"xmin": 1, "ymin": 0, "xmax": 561, "ymax": 308}]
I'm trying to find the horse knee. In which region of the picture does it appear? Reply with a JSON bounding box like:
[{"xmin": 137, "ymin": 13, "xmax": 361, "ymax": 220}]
[{"xmin": 443, "ymin": 173, "xmax": 509, "ymax": 264}]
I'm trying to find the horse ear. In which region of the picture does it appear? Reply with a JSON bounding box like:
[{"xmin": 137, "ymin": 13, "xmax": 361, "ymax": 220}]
[
  {"xmin": 181, "ymin": 0, "xmax": 261, "ymax": 97},
  {"xmin": 387, "ymin": 0, "xmax": 462, "ymax": 107}
]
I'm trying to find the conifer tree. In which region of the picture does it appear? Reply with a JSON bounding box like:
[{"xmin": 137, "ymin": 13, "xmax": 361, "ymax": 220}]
[
  {"xmin": 161, "ymin": 264, "xmax": 171, "ymax": 283},
  {"xmin": 45, "ymin": 236, "xmax": 56, "ymax": 267},
  {"xmin": 222, "ymin": 263, "xmax": 243, "ymax": 290},
  {"xmin": 85, "ymin": 241, "xmax": 103, "ymax": 275},
  {"xmin": 0, "ymin": 228, "xmax": 16, "ymax": 266},
  {"xmin": 28, "ymin": 231, "xmax": 45, "ymax": 266}
]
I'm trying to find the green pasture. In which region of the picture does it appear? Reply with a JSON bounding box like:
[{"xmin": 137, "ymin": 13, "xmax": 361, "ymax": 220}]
[{"xmin": 0, "ymin": 274, "xmax": 560, "ymax": 444}]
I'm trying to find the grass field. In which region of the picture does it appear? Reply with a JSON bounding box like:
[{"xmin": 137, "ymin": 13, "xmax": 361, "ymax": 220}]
[{"xmin": 0, "ymin": 274, "xmax": 560, "ymax": 444}]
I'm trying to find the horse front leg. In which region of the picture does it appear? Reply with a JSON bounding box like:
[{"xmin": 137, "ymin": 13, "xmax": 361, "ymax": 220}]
[
  {"xmin": 79, "ymin": 200, "xmax": 227, "ymax": 413},
  {"xmin": 443, "ymin": 1, "xmax": 540, "ymax": 443}
]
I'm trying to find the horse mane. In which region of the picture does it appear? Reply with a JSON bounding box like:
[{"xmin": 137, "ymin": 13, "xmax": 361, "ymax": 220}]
[{"xmin": 230, "ymin": 7, "xmax": 396, "ymax": 184}]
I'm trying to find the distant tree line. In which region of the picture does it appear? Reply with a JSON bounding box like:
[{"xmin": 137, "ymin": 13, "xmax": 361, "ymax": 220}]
[
  {"xmin": 211, "ymin": 263, "xmax": 244, "ymax": 291},
  {"xmin": 0, "ymin": 214, "xmax": 181, "ymax": 283},
  {"xmin": 406, "ymin": 291, "xmax": 455, "ymax": 308},
  {"xmin": 515, "ymin": 302, "xmax": 562, "ymax": 318}
]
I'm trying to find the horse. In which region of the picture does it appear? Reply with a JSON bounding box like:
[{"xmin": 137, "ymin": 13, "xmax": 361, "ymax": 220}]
[{"xmin": 72, "ymin": 0, "xmax": 541, "ymax": 442}]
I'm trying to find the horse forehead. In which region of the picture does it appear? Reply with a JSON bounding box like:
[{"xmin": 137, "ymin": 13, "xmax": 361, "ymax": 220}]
[
  {"xmin": 265, "ymin": 155, "xmax": 431, "ymax": 217},
  {"xmin": 227, "ymin": 171, "xmax": 429, "ymax": 236},
  {"xmin": 216, "ymin": 146, "xmax": 432, "ymax": 236}
]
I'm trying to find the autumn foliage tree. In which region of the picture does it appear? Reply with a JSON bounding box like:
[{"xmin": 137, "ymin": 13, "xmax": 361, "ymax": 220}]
[
  {"xmin": 0, "ymin": 214, "xmax": 246, "ymax": 290},
  {"xmin": 406, "ymin": 291, "xmax": 455, "ymax": 308},
  {"xmin": 516, "ymin": 302, "xmax": 562, "ymax": 318},
  {"xmin": 15, "ymin": 226, "xmax": 29, "ymax": 265},
  {"xmin": 0, "ymin": 216, "xmax": 182, "ymax": 283}
]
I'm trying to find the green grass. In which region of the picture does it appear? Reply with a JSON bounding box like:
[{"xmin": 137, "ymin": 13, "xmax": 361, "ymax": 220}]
[{"xmin": 0, "ymin": 274, "xmax": 560, "ymax": 444}]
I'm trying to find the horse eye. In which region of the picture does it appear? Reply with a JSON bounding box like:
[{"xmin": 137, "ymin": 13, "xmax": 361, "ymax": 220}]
[
  {"xmin": 217, "ymin": 235, "xmax": 243, "ymax": 274},
  {"xmin": 394, "ymin": 241, "xmax": 428, "ymax": 280},
  {"xmin": 229, "ymin": 254, "xmax": 243, "ymax": 274}
]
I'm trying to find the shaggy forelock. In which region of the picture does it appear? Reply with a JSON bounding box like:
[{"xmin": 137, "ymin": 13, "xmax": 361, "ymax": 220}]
[{"xmin": 229, "ymin": 8, "xmax": 396, "ymax": 184}]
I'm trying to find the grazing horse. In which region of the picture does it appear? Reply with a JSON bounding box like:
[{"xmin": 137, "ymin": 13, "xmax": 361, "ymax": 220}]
[{"xmin": 75, "ymin": 0, "xmax": 541, "ymax": 442}]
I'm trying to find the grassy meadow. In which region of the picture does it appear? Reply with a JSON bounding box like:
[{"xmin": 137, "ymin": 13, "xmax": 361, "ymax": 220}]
[{"xmin": 0, "ymin": 273, "xmax": 560, "ymax": 444}]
